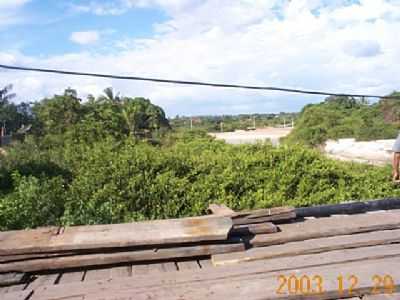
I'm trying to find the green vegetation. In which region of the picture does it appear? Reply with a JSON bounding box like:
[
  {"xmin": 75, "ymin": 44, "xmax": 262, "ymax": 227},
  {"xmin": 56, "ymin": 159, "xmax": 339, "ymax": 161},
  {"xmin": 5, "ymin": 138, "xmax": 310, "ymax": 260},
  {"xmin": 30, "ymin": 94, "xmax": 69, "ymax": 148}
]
[
  {"xmin": 286, "ymin": 94, "xmax": 400, "ymax": 146},
  {"xmin": 170, "ymin": 112, "xmax": 297, "ymax": 132},
  {"xmin": 1, "ymin": 87, "xmax": 399, "ymax": 231}
]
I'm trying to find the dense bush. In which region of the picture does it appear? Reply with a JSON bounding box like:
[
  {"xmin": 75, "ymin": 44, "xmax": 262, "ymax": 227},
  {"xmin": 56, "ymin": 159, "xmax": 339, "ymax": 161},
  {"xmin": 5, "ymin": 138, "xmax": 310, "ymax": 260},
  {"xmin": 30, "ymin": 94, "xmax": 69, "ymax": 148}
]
[
  {"xmin": 1, "ymin": 135, "xmax": 399, "ymax": 230},
  {"xmin": 286, "ymin": 95, "xmax": 400, "ymax": 146},
  {"xmin": 1, "ymin": 88, "xmax": 400, "ymax": 231}
]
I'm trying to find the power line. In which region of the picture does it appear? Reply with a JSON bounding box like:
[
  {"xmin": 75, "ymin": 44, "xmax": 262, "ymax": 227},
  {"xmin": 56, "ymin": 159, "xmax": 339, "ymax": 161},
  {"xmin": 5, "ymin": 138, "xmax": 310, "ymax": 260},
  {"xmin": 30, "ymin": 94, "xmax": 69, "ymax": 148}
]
[{"xmin": 0, "ymin": 64, "xmax": 398, "ymax": 99}]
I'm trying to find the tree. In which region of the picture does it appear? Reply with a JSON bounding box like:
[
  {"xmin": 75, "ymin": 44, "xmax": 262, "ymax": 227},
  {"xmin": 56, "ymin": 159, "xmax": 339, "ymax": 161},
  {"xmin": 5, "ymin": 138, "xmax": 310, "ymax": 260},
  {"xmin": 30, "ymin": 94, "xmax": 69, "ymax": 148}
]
[
  {"xmin": 0, "ymin": 84, "xmax": 16, "ymax": 105},
  {"xmin": 121, "ymin": 97, "xmax": 170, "ymax": 138},
  {"xmin": 33, "ymin": 88, "xmax": 82, "ymax": 135},
  {"xmin": 0, "ymin": 84, "xmax": 32, "ymax": 135},
  {"xmin": 96, "ymin": 87, "xmax": 121, "ymax": 103}
]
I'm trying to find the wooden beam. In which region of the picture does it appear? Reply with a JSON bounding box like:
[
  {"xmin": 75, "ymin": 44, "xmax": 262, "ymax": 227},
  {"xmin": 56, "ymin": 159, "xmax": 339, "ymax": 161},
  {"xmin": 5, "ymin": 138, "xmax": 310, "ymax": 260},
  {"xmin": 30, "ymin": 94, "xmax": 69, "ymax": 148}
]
[
  {"xmin": 231, "ymin": 222, "xmax": 278, "ymax": 236},
  {"xmin": 212, "ymin": 229, "xmax": 400, "ymax": 266},
  {"xmin": 230, "ymin": 207, "xmax": 296, "ymax": 225},
  {"xmin": 248, "ymin": 210, "xmax": 400, "ymax": 247},
  {"xmin": 0, "ymin": 273, "xmax": 25, "ymax": 287},
  {"xmin": 1, "ymin": 290, "xmax": 33, "ymax": 300},
  {"xmin": 0, "ymin": 216, "xmax": 233, "ymax": 255},
  {"xmin": 32, "ymin": 256, "xmax": 400, "ymax": 300},
  {"xmin": 32, "ymin": 244, "xmax": 400, "ymax": 300},
  {"xmin": 0, "ymin": 243, "xmax": 245, "ymax": 273},
  {"xmin": 363, "ymin": 293, "xmax": 400, "ymax": 299}
]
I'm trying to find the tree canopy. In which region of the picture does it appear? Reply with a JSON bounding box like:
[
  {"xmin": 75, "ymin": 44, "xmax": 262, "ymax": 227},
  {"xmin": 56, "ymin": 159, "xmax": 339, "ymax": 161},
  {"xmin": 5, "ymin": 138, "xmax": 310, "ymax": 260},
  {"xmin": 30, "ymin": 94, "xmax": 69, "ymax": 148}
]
[{"xmin": 286, "ymin": 94, "xmax": 400, "ymax": 146}]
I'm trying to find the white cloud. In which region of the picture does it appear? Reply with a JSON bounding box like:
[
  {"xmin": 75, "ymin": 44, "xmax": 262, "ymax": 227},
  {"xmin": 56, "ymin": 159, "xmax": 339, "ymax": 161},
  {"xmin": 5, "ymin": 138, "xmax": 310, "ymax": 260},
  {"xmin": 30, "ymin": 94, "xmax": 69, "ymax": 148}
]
[
  {"xmin": 343, "ymin": 40, "xmax": 382, "ymax": 57},
  {"xmin": 70, "ymin": 31, "xmax": 101, "ymax": 45},
  {"xmin": 0, "ymin": 0, "xmax": 31, "ymax": 29},
  {"xmin": 2, "ymin": 0, "xmax": 400, "ymax": 116}
]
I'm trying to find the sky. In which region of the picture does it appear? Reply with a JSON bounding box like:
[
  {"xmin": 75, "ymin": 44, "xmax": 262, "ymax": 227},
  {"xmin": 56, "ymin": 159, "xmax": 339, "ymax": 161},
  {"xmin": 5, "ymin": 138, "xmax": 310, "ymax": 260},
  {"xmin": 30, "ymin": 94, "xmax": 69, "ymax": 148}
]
[{"xmin": 0, "ymin": 0, "xmax": 400, "ymax": 116}]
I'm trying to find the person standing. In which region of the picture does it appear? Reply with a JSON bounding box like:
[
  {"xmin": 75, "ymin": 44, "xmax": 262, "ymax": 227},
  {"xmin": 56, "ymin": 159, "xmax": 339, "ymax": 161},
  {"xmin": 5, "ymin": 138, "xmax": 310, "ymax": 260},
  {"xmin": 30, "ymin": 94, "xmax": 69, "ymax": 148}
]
[{"xmin": 393, "ymin": 133, "xmax": 400, "ymax": 182}]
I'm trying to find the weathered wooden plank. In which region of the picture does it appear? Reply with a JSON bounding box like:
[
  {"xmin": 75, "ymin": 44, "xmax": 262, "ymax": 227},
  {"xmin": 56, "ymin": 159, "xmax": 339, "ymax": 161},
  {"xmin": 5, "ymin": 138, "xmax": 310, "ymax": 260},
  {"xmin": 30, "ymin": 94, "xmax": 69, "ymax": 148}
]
[
  {"xmin": 32, "ymin": 244, "xmax": 400, "ymax": 300},
  {"xmin": 0, "ymin": 272, "xmax": 25, "ymax": 287},
  {"xmin": 159, "ymin": 262, "xmax": 177, "ymax": 272},
  {"xmin": 208, "ymin": 204, "xmax": 235, "ymax": 216},
  {"xmin": 35, "ymin": 256, "xmax": 400, "ymax": 300},
  {"xmin": 0, "ymin": 242, "xmax": 244, "ymax": 273},
  {"xmin": 24, "ymin": 273, "xmax": 59, "ymax": 290},
  {"xmin": 132, "ymin": 264, "xmax": 149, "ymax": 276},
  {"xmin": 0, "ymin": 216, "xmax": 233, "ymax": 255},
  {"xmin": 0, "ymin": 251, "xmax": 80, "ymax": 263},
  {"xmin": 231, "ymin": 222, "xmax": 278, "ymax": 236},
  {"xmin": 3, "ymin": 284, "xmax": 26, "ymax": 292},
  {"xmin": 84, "ymin": 268, "xmax": 111, "ymax": 281},
  {"xmin": 232, "ymin": 210, "xmax": 296, "ymax": 225},
  {"xmin": 110, "ymin": 266, "xmax": 131, "ymax": 278},
  {"xmin": 198, "ymin": 259, "xmax": 213, "ymax": 269},
  {"xmin": 212, "ymin": 229, "xmax": 400, "ymax": 266},
  {"xmin": 147, "ymin": 263, "xmax": 165, "ymax": 274},
  {"xmin": 58, "ymin": 270, "xmax": 84, "ymax": 284},
  {"xmin": 230, "ymin": 206, "xmax": 295, "ymax": 219},
  {"xmin": 363, "ymin": 293, "xmax": 400, "ymax": 299},
  {"xmin": 249, "ymin": 210, "xmax": 400, "ymax": 247},
  {"xmin": 177, "ymin": 260, "xmax": 199, "ymax": 271},
  {"xmin": 1, "ymin": 290, "xmax": 32, "ymax": 300}
]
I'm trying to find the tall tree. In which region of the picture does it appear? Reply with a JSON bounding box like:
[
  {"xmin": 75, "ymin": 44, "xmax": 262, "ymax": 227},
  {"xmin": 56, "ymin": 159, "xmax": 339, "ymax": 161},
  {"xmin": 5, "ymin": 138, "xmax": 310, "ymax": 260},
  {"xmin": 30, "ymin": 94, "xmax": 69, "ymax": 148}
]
[
  {"xmin": 33, "ymin": 88, "xmax": 82, "ymax": 135},
  {"xmin": 121, "ymin": 97, "xmax": 170, "ymax": 138},
  {"xmin": 0, "ymin": 84, "xmax": 16, "ymax": 105}
]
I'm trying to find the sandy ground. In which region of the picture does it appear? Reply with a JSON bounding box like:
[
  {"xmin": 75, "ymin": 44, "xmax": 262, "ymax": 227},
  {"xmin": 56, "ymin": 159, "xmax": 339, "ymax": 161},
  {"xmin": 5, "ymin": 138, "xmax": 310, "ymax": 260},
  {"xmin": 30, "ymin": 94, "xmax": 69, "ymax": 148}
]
[
  {"xmin": 211, "ymin": 129, "xmax": 394, "ymax": 166},
  {"xmin": 210, "ymin": 127, "xmax": 293, "ymax": 145},
  {"xmin": 324, "ymin": 139, "xmax": 394, "ymax": 166}
]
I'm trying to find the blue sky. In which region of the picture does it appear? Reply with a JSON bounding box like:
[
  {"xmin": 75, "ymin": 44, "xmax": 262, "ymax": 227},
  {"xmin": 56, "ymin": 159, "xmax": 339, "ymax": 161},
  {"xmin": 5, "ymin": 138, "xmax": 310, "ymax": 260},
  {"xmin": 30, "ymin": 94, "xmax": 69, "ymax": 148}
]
[{"xmin": 1, "ymin": 0, "xmax": 399, "ymax": 116}]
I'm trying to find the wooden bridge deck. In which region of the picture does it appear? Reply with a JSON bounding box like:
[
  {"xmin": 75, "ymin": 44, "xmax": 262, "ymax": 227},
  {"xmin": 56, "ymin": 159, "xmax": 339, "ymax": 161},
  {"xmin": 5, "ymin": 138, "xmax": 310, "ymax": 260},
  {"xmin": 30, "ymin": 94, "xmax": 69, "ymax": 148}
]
[{"xmin": 1, "ymin": 201, "xmax": 400, "ymax": 300}]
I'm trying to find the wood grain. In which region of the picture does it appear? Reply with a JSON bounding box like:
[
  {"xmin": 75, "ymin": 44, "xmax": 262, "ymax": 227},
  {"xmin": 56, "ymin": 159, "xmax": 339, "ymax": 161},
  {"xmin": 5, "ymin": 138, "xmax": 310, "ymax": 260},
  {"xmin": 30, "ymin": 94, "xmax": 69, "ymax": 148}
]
[
  {"xmin": 0, "ymin": 242, "xmax": 244, "ymax": 273},
  {"xmin": 249, "ymin": 210, "xmax": 400, "ymax": 247},
  {"xmin": 212, "ymin": 229, "xmax": 400, "ymax": 266},
  {"xmin": 32, "ymin": 256, "xmax": 400, "ymax": 300},
  {"xmin": 32, "ymin": 244, "xmax": 400, "ymax": 300},
  {"xmin": 0, "ymin": 216, "xmax": 232, "ymax": 255},
  {"xmin": 0, "ymin": 272, "xmax": 25, "ymax": 287}
]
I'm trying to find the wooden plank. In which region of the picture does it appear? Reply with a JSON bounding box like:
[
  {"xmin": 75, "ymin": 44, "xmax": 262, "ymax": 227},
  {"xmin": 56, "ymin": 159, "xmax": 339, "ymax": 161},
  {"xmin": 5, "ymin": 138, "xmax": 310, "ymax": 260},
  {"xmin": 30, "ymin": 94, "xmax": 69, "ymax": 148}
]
[
  {"xmin": 34, "ymin": 256, "xmax": 400, "ymax": 300},
  {"xmin": 230, "ymin": 206, "xmax": 295, "ymax": 219},
  {"xmin": 159, "ymin": 262, "xmax": 177, "ymax": 272},
  {"xmin": 0, "ymin": 216, "xmax": 233, "ymax": 255},
  {"xmin": 147, "ymin": 263, "xmax": 165, "ymax": 274},
  {"xmin": 0, "ymin": 242, "xmax": 244, "ymax": 273},
  {"xmin": 198, "ymin": 259, "xmax": 213, "ymax": 269},
  {"xmin": 231, "ymin": 222, "xmax": 277, "ymax": 236},
  {"xmin": 84, "ymin": 268, "xmax": 111, "ymax": 281},
  {"xmin": 363, "ymin": 293, "xmax": 400, "ymax": 299},
  {"xmin": 208, "ymin": 204, "xmax": 235, "ymax": 216},
  {"xmin": 0, "ymin": 251, "xmax": 78, "ymax": 263},
  {"xmin": 4, "ymin": 284, "xmax": 26, "ymax": 292},
  {"xmin": 177, "ymin": 260, "xmax": 199, "ymax": 271},
  {"xmin": 249, "ymin": 210, "xmax": 400, "ymax": 247},
  {"xmin": 0, "ymin": 273, "xmax": 25, "ymax": 287},
  {"xmin": 1, "ymin": 290, "xmax": 32, "ymax": 300},
  {"xmin": 110, "ymin": 266, "xmax": 131, "ymax": 278},
  {"xmin": 232, "ymin": 211, "xmax": 297, "ymax": 225},
  {"xmin": 132, "ymin": 264, "xmax": 149, "ymax": 276},
  {"xmin": 58, "ymin": 270, "xmax": 84, "ymax": 284},
  {"xmin": 32, "ymin": 244, "xmax": 400, "ymax": 300},
  {"xmin": 24, "ymin": 273, "xmax": 59, "ymax": 290},
  {"xmin": 212, "ymin": 229, "xmax": 400, "ymax": 266}
]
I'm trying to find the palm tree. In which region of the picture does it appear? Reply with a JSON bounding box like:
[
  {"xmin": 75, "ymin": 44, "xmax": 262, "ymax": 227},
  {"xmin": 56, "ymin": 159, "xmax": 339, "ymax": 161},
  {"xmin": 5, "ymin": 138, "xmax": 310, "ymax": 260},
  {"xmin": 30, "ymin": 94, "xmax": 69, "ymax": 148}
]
[
  {"xmin": 0, "ymin": 84, "xmax": 16, "ymax": 106},
  {"xmin": 98, "ymin": 87, "xmax": 121, "ymax": 103}
]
